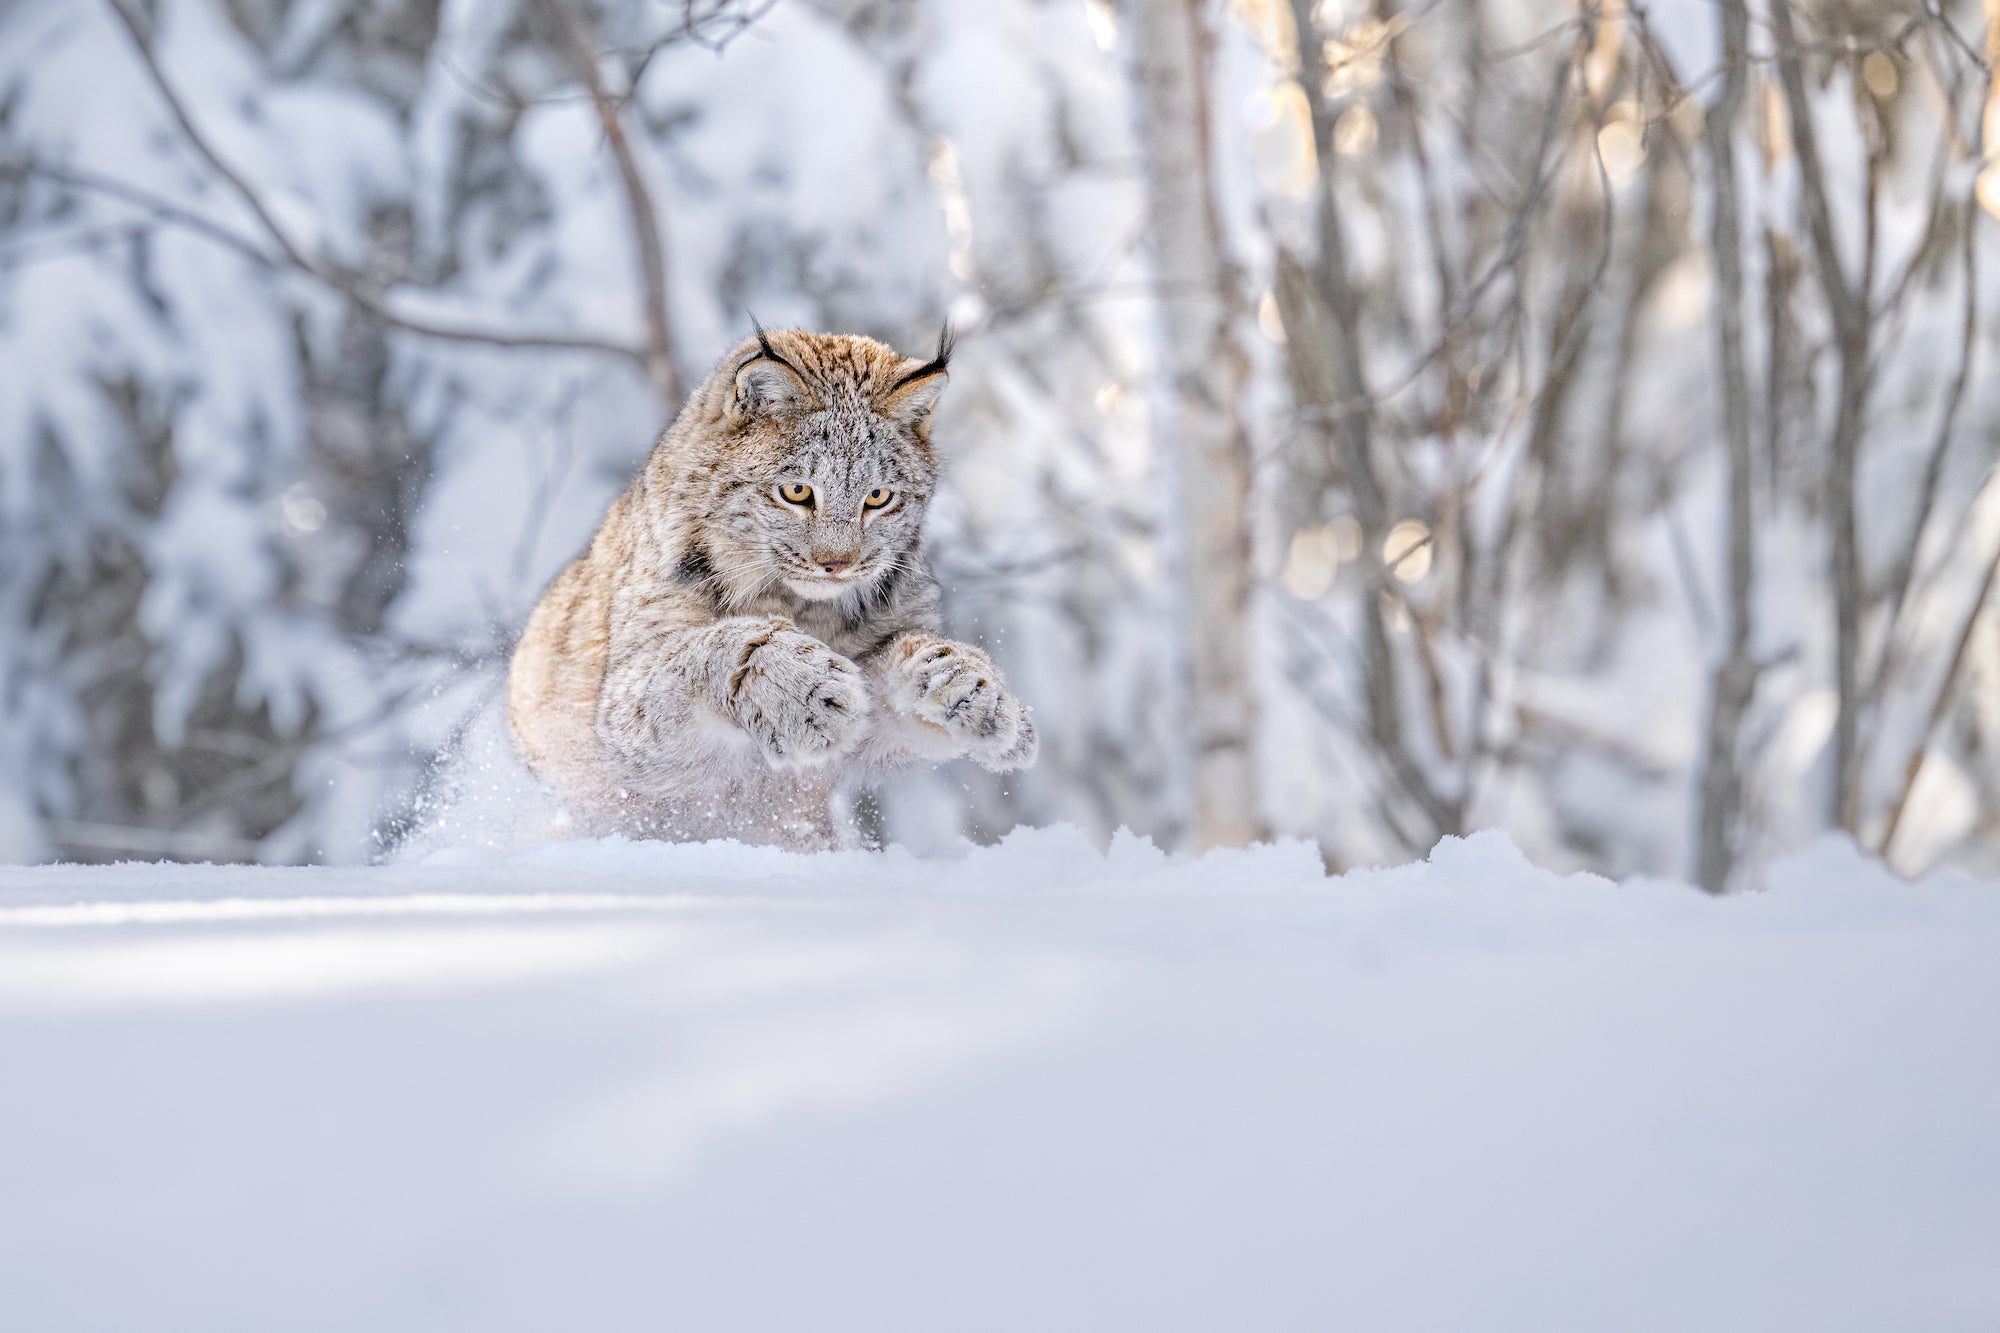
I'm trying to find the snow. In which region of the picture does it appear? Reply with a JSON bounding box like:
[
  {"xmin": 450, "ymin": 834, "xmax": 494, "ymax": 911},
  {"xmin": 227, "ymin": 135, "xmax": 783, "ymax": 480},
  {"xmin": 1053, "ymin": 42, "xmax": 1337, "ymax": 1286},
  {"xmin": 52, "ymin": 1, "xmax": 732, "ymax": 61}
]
[{"xmin": 3, "ymin": 827, "xmax": 1996, "ymax": 1331}]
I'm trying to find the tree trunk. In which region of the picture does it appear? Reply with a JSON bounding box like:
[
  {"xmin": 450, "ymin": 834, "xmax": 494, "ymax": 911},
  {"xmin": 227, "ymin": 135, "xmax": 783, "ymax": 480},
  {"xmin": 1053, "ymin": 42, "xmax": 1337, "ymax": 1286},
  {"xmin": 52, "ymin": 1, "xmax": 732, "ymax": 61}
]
[
  {"xmin": 1126, "ymin": 0, "xmax": 1263, "ymax": 848},
  {"xmin": 1695, "ymin": 0, "xmax": 1756, "ymax": 893},
  {"xmin": 1769, "ymin": 0, "xmax": 1871, "ymax": 832}
]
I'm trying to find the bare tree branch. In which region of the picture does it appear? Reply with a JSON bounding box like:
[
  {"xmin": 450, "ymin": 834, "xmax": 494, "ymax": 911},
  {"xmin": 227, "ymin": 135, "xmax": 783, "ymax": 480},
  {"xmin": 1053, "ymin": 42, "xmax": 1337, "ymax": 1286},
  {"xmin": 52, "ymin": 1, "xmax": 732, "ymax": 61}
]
[
  {"xmin": 1878, "ymin": 537, "xmax": 2000, "ymax": 866},
  {"xmin": 533, "ymin": 0, "xmax": 686, "ymax": 409},
  {"xmin": 99, "ymin": 0, "xmax": 651, "ymax": 366},
  {"xmin": 1768, "ymin": 0, "xmax": 1873, "ymax": 832}
]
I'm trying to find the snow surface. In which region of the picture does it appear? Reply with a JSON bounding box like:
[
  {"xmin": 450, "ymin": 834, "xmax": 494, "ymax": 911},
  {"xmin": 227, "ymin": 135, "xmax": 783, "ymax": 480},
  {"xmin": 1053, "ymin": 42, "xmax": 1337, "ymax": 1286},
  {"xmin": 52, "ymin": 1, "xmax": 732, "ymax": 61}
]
[{"xmin": 1, "ymin": 827, "xmax": 1996, "ymax": 1332}]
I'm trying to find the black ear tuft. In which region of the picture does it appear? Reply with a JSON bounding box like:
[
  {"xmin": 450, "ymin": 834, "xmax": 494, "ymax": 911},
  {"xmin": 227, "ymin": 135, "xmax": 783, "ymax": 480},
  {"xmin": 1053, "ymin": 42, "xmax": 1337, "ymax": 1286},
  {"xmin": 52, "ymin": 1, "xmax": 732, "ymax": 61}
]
[
  {"xmin": 735, "ymin": 313, "xmax": 810, "ymax": 414},
  {"xmin": 877, "ymin": 326, "xmax": 948, "ymax": 424},
  {"xmin": 880, "ymin": 322, "xmax": 953, "ymax": 423},
  {"xmin": 889, "ymin": 322, "xmax": 954, "ymax": 395},
  {"xmin": 749, "ymin": 312, "xmax": 787, "ymax": 366}
]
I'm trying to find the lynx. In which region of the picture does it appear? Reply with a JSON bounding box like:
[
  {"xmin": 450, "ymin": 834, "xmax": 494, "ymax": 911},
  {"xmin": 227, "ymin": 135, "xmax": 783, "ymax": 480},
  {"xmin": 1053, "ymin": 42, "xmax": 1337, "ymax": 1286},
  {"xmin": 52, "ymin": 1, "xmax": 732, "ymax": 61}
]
[{"xmin": 506, "ymin": 326, "xmax": 1036, "ymax": 848}]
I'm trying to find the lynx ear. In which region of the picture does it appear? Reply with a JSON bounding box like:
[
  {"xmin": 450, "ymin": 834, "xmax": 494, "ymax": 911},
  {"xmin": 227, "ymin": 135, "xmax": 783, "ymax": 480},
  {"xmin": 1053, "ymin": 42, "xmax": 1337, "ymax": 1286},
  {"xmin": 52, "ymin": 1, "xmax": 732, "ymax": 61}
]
[
  {"xmin": 880, "ymin": 323, "xmax": 953, "ymax": 424},
  {"xmin": 736, "ymin": 357, "xmax": 808, "ymax": 415},
  {"xmin": 734, "ymin": 318, "xmax": 811, "ymax": 416}
]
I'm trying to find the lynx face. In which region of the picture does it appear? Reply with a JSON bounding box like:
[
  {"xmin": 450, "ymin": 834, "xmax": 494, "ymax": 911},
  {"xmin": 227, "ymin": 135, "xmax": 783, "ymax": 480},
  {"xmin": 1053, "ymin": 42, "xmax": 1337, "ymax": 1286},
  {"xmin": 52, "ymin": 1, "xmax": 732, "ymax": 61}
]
[{"xmin": 690, "ymin": 327, "xmax": 950, "ymax": 612}]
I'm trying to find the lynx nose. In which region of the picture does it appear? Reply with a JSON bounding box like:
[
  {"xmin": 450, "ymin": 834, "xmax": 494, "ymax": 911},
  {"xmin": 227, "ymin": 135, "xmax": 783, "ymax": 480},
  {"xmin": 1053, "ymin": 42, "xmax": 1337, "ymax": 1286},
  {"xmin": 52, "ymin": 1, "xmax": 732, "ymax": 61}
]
[{"xmin": 818, "ymin": 557, "xmax": 854, "ymax": 576}]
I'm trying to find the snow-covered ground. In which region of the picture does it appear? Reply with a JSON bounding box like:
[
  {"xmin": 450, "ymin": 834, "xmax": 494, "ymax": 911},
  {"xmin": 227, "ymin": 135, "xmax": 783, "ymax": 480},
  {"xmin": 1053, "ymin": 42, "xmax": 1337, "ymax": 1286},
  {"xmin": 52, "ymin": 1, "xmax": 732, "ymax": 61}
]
[{"xmin": 1, "ymin": 828, "xmax": 1995, "ymax": 1332}]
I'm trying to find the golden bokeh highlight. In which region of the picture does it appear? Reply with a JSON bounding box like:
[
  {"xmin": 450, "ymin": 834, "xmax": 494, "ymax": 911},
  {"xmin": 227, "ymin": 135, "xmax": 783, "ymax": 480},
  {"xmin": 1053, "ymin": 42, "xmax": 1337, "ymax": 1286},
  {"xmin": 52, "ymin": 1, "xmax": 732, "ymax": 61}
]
[
  {"xmin": 1257, "ymin": 291, "xmax": 1288, "ymax": 344},
  {"xmin": 1861, "ymin": 51, "xmax": 1899, "ymax": 100},
  {"xmin": 1247, "ymin": 80, "xmax": 1321, "ymax": 199},
  {"xmin": 1334, "ymin": 103, "xmax": 1378, "ymax": 156},
  {"xmin": 1384, "ymin": 519, "xmax": 1433, "ymax": 583},
  {"xmin": 1083, "ymin": 0, "xmax": 1117, "ymax": 53},
  {"xmin": 1283, "ymin": 525, "xmax": 1343, "ymax": 599},
  {"xmin": 1321, "ymin": 19, "xmax": 1391, "ymax": 100}
]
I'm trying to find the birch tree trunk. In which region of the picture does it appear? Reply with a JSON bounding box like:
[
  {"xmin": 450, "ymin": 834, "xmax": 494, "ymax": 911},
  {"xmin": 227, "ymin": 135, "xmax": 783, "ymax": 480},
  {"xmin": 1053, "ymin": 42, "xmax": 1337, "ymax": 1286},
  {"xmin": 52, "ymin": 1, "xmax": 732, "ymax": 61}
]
[{"xmin": 1127, "ymin": 0, "xmax": 1263, "ymax": 848}]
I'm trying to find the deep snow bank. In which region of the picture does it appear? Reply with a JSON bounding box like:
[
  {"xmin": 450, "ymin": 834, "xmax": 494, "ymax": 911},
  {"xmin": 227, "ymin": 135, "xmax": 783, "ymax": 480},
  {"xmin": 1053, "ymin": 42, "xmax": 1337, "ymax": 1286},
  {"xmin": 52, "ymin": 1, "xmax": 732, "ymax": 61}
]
[{"xmin": 1, "ymin": 828, "xmax": 1996, "ymax": 1332}]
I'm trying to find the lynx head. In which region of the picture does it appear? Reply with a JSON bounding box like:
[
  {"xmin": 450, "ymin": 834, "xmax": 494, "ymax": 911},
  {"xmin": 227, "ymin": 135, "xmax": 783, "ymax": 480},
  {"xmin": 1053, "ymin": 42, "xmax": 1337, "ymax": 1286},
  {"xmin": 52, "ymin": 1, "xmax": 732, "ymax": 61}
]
[{"xmin": 680, "ymin": 324, "xmax": 950, "ymax": 608}]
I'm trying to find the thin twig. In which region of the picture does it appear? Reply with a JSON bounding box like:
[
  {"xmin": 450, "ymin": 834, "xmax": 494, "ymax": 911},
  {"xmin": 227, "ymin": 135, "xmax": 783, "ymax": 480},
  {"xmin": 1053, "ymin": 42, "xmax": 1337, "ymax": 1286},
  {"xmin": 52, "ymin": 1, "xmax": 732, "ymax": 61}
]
[
  {"xmin": 533, "ymin": 0, "xmax": 685, "ymax": 408},
  {"xmin": 1878, "ymin": 538, "xmax": 2000, "ymax": 864},
  {"xmin": 1769, "ymin": 0, "xmax": 1873, "ymax": 832},
  {"xmin": 98, "ymin": 0, "xmax": 650, "ymax": 366}
]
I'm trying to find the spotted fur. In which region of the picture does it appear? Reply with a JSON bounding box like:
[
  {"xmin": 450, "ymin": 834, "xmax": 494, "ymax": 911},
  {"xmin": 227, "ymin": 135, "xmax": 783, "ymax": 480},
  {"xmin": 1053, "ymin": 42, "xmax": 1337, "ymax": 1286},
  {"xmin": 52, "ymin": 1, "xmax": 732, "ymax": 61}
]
[{"xmin": 506, "ymin": 328, "xmax": 1036, "ymax": 848}]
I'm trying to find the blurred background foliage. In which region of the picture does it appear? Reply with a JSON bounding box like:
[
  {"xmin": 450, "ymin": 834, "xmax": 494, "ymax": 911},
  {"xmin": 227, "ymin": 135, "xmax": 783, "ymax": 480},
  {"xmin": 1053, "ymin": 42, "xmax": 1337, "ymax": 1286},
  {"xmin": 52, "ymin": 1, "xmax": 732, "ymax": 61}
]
[{"xmin": 2, "ymin": 0, "xmax": 1997, "ymax": 886}]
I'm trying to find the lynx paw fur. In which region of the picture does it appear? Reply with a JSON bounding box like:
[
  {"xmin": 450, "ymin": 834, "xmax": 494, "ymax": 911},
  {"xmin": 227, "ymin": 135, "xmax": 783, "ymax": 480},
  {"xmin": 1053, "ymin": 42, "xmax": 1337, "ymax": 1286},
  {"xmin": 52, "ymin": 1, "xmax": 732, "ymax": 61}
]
[
  {"xmin": 731, "ymin": 626, "xmax": 868, "ymax": 768},
  {"xmin": 890, "ymin": 637, "xmax": 1037, "ymax": 772}
]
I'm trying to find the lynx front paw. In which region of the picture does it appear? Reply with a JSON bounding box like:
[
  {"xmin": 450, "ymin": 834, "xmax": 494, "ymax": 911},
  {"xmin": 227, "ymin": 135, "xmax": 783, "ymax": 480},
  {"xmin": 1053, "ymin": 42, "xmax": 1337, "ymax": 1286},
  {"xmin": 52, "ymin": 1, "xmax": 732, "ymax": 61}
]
[
  {"xmin": 890, "ymin": 637, "xmax": 1038, "ymax": 772},
  {"xmin": 730, "ymin": 627, "xmax": 868, "ymax": 768}
]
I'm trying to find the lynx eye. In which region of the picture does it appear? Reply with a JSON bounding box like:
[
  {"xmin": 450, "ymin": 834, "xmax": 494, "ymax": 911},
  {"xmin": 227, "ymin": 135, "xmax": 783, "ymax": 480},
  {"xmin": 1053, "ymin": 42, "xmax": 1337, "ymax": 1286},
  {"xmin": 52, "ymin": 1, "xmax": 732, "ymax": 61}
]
[
  {"xmin": 778, "ymin": 482, "xmax": 815, "ymax": 506},
  {"xmin": 863, "ymin": 488, "xmax": 893, "ymax": 510}
]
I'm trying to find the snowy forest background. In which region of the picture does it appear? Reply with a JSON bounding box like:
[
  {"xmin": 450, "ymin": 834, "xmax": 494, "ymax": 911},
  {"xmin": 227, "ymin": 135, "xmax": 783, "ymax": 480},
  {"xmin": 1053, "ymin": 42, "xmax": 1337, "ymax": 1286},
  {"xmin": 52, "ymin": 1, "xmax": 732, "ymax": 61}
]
[{"xmin": 2, "ymin": 0, "xmax": 1997, "ymax": 889}]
